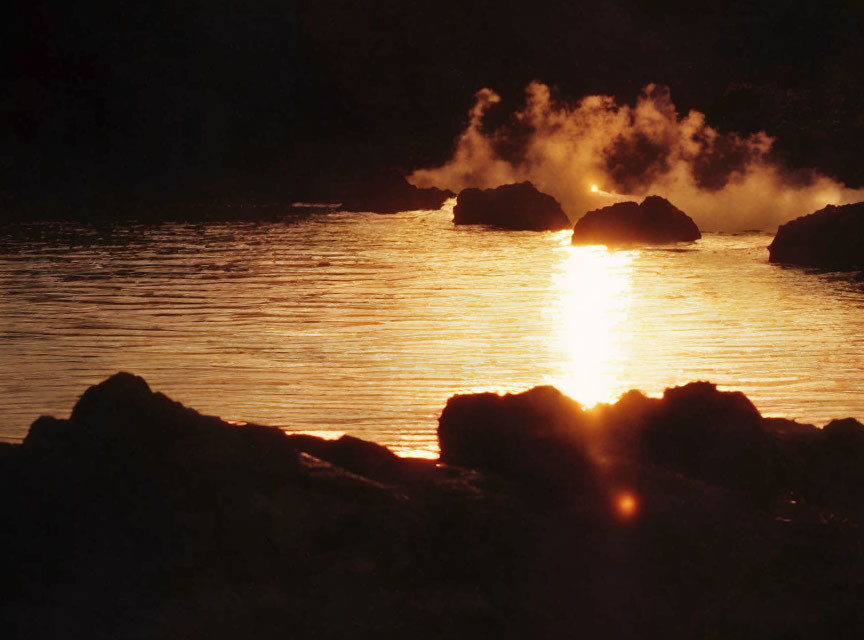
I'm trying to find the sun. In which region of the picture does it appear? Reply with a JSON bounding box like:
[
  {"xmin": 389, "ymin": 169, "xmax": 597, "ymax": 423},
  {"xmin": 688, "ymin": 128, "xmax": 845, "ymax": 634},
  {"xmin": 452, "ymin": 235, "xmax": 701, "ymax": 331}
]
[{"xmin": 590, "ymin": 184, "xmax": 599, "ymax": 193}]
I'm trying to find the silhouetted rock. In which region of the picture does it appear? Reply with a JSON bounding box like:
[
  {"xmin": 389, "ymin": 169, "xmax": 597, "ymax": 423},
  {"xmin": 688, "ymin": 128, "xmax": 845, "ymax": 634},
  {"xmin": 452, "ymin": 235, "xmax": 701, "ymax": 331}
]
[
  {"xmin": 287, "ymin": 433, "xmax": 435, "ymax": 484},
  {"xmin": 3, "ymin": 373, "xmax": 524, "ymax": 640},
  {"xmin": 441, "ymin": 381, "xmax": 769, "ymax": 498},
  {"xmin": 23, "ymin": 372, "xmax": 301, "ymax": 475},
  {"xmin": 442, "ymin": 381, "xmax": 770, "ymax": 501},
  {"xmin": 768, "ymin": 201, "xmax": 864, "ymax": 269},
  {"xmin": 438, "ymin": 386, "xmax": 594, "ymax": 493},
  {"xmin": 823, "ymin": 417, "xmax": 864, "ymax": 448},
  {"xmin": 439, "ymin": 379, "xmax": 864, "ymax": 517},
  {"xmin": 639, "ymin": 382, "xmax": 771, "ymax": 502},
  {"xmin": 571, "ymin": 195, "xmax": 701, "ymax": 245},
  {"xmin": 338, "ymin": 171, "xmax": 453, "ymax": 213},
  {"xmin": 802, "ymin": 418, "xmax": 864, "ymax": 512},
  {"xmin": 761, "ymin": 417, "xmax": 821, "ymax": 497},
  {"xmin": 452, "ymin": 182, "xmax": 572, "ymax": 231},
  {"xmin": 7, "ymin": 373, "xmax": 864, "ymax": 639}
]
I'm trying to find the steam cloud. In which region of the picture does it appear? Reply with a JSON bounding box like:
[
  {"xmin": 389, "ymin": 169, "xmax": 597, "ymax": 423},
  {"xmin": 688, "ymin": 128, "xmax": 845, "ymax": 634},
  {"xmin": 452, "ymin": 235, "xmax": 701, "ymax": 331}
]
[{"xmin": 409, "ymin": 83, "xmax": 864, "ymax": 231}]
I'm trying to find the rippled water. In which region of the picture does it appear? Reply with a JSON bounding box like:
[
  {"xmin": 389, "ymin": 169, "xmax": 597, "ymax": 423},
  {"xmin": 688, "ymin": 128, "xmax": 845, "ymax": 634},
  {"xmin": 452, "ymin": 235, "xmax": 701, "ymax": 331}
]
[{"xmin": 2, "ymin": 208, "xmax": 863, "ymax": 456}]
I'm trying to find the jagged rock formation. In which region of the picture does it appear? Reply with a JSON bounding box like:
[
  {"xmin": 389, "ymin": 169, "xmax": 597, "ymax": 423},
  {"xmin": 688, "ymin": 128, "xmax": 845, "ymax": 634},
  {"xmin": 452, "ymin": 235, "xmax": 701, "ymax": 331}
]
[{"xmin": 571, "ymin": 195, "xmax": 701, "ymax": 245}]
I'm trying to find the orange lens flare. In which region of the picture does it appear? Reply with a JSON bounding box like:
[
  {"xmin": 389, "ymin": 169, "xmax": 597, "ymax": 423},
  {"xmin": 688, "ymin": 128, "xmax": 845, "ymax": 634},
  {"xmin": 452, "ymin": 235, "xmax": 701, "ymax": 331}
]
[{"xmin": 614, "ymin": 491, "xmax": 639, "ymax": 520}]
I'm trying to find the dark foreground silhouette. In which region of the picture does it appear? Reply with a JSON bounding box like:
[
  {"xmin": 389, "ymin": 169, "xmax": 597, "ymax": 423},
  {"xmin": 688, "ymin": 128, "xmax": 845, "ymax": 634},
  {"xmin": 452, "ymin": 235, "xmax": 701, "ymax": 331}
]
[
  {"xmin": 571, "ymin": 196, "xmax": 701, "ymax": 246},
  {"xmin": 453, "ymin": 182, "xmax": 572, "ymax": 231},
  {"xmin": 3, "ymin": 373, "xmax": 864, "ymax": 639},
  {"xmin": 769, "ymin": 201, "xmax": 864, "ymax": 270}
]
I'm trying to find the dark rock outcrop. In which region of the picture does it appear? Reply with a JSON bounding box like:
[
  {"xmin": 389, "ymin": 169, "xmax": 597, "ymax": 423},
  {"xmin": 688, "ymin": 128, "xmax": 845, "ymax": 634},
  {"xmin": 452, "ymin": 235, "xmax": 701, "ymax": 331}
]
[
  {"xmin": 286, "ymin": 433, "xmax": 435, "ymax": 485},
  {"xmin": 762, "ymin": 417, "xmax": 820, "ymax": 496},
  {"xmin": 571, "ymin": 195, "xmax": 701, "ymax": 245},
  {"xmin": 1, "ymin": 373, "xmax": 524, "ymax": 640},
  {"xmin": 440, "ymin": 381, "xmax": 864, "ymax": 519},
  {"xmin": 452, "ymin": 182, "xmax": 572, "ymax": 231},
  {"xmin": 338, "ymin": 171, "xmax": 453, "ymax": 213},
  {"xmin": 438, "ymin": 386, "xmax": 594, "ymax": 493},
  {"xmin": 23, "ymin": 372, "xmax": 301, "ymax": 475},
  {"xmin": 440, "ymin": 381, "xmax": 771, "ymax": 502},
  {"xmin": 804, "ymin": 417, "xmax": 864, "ymax": 510},
  {"xmin": 768, "ymin": 201, "xmax": 864, "ymax": 269},
  {"xmin": 621, "ymin": 382, "xmax": 771, "ymax": 502},
  {"xmin": 6, "ymin": 373, "xmax": 864, "ymax": 639}
]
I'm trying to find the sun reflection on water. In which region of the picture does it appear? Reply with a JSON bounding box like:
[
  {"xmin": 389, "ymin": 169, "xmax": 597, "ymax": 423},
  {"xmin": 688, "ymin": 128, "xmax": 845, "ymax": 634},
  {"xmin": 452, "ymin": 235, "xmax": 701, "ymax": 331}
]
[
  {"xmin": 7, "ymin": 217, "xmax": 864, "ymax": 456},
  {"xmin": 550, "ymin": 244, "xmax": 634, "ymax": 407}
]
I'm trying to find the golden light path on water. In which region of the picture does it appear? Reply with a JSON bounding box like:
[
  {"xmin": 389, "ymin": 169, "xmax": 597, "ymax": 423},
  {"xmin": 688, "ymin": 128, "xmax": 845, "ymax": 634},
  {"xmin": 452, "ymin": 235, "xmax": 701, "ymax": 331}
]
[
  {"xmin": 552, "ymin": 245, "xmax": 633, "ymax": 406},
  {"xmin": 1, "ymin": 208, "xmax": 864, "ymax": 459}
]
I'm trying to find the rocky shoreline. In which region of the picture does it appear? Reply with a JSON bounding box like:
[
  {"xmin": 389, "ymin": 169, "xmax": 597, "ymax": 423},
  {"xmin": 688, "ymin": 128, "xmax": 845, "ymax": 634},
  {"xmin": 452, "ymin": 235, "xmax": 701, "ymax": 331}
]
[{"xmin": 3, "ymin": 373, "xmax": 864, "ymax": 639}]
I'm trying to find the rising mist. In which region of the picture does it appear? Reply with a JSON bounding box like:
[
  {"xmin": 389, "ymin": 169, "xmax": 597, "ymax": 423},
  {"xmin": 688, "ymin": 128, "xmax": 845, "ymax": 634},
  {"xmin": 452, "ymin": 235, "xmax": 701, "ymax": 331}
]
[{"xmin": 409, "ymin": 83, "xmax": 864, "ymax": 231}]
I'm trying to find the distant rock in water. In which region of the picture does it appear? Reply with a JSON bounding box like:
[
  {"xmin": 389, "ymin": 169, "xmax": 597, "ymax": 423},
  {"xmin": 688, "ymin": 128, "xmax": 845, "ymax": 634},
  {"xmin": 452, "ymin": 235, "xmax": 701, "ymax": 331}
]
[
  {"xmin": 453, "ymin": 182, "xmax": 572, "ymax": 231},
  {"xmin": 338, "ymin": 171, "xmax": 453, "ymax": 213},
  {"xmin": 571, "ymin": 195, "xmax": 701, "ymax": 245},
  {"xmin": 768, "ymin": 201, "xmax": 864, "ymax": 269}
]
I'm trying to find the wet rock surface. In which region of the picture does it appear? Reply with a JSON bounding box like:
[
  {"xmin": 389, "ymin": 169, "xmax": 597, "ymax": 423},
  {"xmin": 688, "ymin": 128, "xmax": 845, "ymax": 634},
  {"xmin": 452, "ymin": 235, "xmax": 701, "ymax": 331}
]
[
  {"xmin": 453, "ymin": 182, "xmax": 572, "ymax": 231},
  {"xmin": 571, "ymin": 195, "xmax": 701, "ymax": 245},
  {"xmin": 3, "ymin": 373, "xmax": 864, "ymax": 639},
  {"xmin": 768, "ymin": 201, "xmax": 864, "ymax": 270}
]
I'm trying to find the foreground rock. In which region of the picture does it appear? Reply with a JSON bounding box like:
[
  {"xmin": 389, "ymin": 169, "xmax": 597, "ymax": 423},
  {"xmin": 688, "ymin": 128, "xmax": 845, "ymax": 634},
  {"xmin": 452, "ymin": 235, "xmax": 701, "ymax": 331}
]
[
  {"xmin": 439, "ymin": 386, "xmax": 594, "ymax": 495},
  {"xmin": 286, "ymin": 433, "xmax": 435, "ymax": 485},
  {"xmin": 1, "ymin": 374, "xmax": 525, "ymax": 640},
  {"xmin": 453, "ymin": 182, "xmax": 572, "ymax": 231},
  {"xmin": 441, "ymin": 382, "xmax": 772, "ymax": 502},
  {"xmin": 440, "ymin": 381, "xmax": 864, "ymax": 513},
  {"xmin": 4, "ymin": 373, "xmax": 864, "ymax": 639},
  {"xmin": 337, "ymin": 171, "xmax": 453, "ymax": 213},
  {"xmin": 768, "ymin": 201, "xmax": 864, "ymax": 269},
  {"xmin": 571, "ymin": 195, "xmax": 701, "ymax": 245}
]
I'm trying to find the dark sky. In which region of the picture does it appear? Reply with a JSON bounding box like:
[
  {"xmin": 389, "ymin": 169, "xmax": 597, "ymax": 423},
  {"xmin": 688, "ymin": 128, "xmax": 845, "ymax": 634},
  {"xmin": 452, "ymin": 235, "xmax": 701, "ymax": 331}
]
[{"xmin": 3, "ymin": 0, "xmax": 863, "ymax": 213}]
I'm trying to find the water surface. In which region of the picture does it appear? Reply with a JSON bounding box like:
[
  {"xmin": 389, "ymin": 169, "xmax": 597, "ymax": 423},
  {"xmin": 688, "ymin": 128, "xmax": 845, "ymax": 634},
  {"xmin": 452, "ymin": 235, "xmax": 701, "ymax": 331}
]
[{"xmin": 2, "ymin": 209, "xmax": 863, "ymax": 456}]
